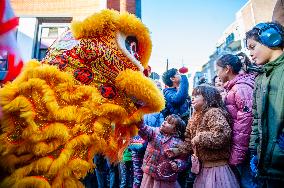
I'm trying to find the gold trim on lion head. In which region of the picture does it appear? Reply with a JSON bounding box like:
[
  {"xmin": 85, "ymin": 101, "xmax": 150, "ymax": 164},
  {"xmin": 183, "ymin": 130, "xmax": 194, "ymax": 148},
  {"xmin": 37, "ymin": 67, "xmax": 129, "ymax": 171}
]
[{"xmin": 42, "ymin": 9, "xmax": 152, "ymax": 87}]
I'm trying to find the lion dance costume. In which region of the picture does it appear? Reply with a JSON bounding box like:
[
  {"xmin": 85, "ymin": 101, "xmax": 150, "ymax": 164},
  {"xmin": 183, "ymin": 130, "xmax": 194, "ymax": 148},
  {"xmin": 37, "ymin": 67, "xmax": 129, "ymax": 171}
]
[{"xmin": 0, "ymin": 9, "xmax": 164, "ymax": 187}]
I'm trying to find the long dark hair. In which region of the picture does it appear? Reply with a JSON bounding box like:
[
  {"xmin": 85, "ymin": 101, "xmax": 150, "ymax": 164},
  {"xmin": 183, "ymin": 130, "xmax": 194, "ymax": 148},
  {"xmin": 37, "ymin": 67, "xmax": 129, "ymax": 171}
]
[
  {"xmin": 192, "ymin": 84, "xmax": 232, "ymax": 124},
  {"xmin": 237, "ymin": 52, "xmax": 258, "ymax": 73},
  {"xmin": 165, "ymin": 114, "xmax": 186, "ymax": 141},
  {"xmin": 216, "ymin": 52, "xmax": 253, "ymax": 74}
]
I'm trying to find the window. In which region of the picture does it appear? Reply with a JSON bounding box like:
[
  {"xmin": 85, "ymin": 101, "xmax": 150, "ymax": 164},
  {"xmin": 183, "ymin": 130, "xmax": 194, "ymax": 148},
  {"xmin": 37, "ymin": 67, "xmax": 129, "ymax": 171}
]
[
  {"xmin": 35, "ymin": 17, "xmax": 72, "ymax": 60},
  {"xmin": 38, "ymin": 26, "xmax": 69, "ymax": 60}
]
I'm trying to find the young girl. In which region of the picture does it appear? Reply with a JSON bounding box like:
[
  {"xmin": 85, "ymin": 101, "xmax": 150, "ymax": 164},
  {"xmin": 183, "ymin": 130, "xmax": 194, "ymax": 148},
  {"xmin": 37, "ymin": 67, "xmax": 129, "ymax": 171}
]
[
  {"xmin": 129, "ymin": 111, "xmax": 164, "ymax": 188},
  {"xmin": 137, "ymin": 114, "xmax": 188, "ymax": 188},
  {"xmin": 216, "ymin": 53, "xmax": 256, "ymax": 187},
  {"xmin": 212, "ymin": 75, "xmax": 226, "ymax": 101},
  {"xmin": 166, "ymin": 85, "xmax": 239, "ymax": 188},
  {"xmin": 212, "ymin": 75, "xmax": 223, "ymax": 88}
]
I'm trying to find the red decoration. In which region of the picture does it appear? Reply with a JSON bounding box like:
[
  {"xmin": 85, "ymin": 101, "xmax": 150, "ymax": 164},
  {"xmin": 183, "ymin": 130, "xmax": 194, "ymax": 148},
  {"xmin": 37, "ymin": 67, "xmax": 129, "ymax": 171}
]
[
  {"xmin": 99, "ymin": 84, "xmax": 117, "ymax": 99},
  {"xmin": 74, "ymin": 67, "xmax": 94, "ymax": 85},
  {"xmin": 179, "ymin": 66, "xmax": 188, "ymax": 74}
]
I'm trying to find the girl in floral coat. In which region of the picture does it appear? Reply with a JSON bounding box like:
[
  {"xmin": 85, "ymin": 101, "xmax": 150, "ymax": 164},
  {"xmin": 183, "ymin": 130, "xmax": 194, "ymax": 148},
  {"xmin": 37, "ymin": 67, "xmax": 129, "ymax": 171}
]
[{"xmin": 138, "ymin": 114, "xmax": 188, "ymax": 188}]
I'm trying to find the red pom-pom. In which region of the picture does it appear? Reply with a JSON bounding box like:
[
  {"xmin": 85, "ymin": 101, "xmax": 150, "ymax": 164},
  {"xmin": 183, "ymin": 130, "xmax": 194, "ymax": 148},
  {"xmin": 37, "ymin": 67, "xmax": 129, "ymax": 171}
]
[{"xmin": 179, "ymin": 66, "xmax": 188, "ymax": 74}]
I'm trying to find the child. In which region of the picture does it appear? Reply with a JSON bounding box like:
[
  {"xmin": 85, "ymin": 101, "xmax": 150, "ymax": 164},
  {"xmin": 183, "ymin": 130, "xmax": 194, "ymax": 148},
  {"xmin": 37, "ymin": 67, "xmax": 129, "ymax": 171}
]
[
  {"xmin": 161, "ymin": 68, "xmax": 189, "ymax": 118},
  {"xmin": 212, "ymin": 75, "xmax": 223, "ymax": 88},
  {"xmin": 129, "ymin": 135, "xmax": 147, "ymax": 188},
  {"xmin": 166, "ymin": 85, "xmax": 239, "ymax": 188},
  {"xmin": 211, "ymin": 75, "xmax": 226, "ymax": 101},
  {"xmin": 246, "ymin": 22, "xmax": 284, "ymax": 186},
  {"xmin": 137, "ymin": 114, "xmax": 188, "ymax": 188},
  {"xmin": 129, "ymin": 112, "xmax": 164, "ymax": 188},
  {"xmin": 119, "ymin": 148, "xmax": 133, "ymax": 188},
  {"xmin": 215, "ymin": 53, "xmax": 256, "ymax": 187}
]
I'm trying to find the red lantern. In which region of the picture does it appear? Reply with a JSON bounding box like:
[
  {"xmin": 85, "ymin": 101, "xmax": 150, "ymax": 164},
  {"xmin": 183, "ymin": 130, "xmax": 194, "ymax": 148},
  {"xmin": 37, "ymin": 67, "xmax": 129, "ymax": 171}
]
[{"xmin": 179, "ymin": 66, "xmax": 188, "ymax": 74}]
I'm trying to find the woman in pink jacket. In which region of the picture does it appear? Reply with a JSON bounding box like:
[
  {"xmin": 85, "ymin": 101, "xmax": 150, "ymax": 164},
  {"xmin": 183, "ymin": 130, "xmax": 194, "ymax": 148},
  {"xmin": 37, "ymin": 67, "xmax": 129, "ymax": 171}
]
[{"xmin": 216, "ymin": 53, "xmax": 256, "ymax": 188}]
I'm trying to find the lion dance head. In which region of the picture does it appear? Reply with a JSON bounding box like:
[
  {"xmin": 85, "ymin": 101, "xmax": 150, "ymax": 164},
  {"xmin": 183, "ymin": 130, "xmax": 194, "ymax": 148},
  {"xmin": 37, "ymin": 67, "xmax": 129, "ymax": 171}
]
[{"xmin": 0, "ymin": 9, "xmax": 164, "ymax": 187}]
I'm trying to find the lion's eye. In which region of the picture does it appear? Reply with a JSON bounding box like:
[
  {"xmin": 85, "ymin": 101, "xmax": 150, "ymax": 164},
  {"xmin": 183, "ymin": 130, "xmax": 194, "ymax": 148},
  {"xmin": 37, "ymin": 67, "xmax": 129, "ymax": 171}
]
[
  {"xmin": 125, "ymin": 36, "xmax": 140, "ymax": 60},
  {"xmin": 116, "ymin": 32, "xmax": 143, "ymax": 72}
]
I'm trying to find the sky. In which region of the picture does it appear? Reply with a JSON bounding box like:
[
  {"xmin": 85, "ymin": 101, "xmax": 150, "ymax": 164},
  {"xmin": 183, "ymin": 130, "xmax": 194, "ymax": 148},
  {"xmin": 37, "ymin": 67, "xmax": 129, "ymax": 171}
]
[{"xmin": 141, "ymin": 0, "xmax": 248, "ymax": 79}]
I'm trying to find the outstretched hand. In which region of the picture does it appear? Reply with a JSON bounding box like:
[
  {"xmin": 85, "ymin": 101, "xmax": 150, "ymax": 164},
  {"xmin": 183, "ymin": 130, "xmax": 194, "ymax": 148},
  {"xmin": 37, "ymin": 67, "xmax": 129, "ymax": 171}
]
[{"xmin": 165, "ymin": 148, "xmax": 179, "ymax": 158}]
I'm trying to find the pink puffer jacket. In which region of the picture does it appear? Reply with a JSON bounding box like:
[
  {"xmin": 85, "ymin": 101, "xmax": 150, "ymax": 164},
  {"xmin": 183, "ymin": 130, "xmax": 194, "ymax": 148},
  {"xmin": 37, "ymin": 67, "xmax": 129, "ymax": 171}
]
[{"xmin": 224, "ymin": 73, "xmax": 255, "ymax": 165}]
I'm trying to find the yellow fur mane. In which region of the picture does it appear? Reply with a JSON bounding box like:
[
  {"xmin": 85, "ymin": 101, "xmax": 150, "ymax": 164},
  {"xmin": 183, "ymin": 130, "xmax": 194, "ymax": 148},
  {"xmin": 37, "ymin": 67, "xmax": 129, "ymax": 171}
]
[{"xmin": 0, "ymin": 9, "xmax": 164, "ymax": 188}]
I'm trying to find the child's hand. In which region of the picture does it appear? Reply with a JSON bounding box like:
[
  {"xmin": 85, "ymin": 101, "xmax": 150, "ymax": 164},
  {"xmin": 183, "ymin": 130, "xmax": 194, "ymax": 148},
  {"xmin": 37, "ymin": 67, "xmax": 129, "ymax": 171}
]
[
  {"xmin": 169, "ymin": 161, "xmax": 178, "ymax": 172},
  {"xmin": 165, "ymin": 148, "xmax": 179, "ymax": 158}
]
